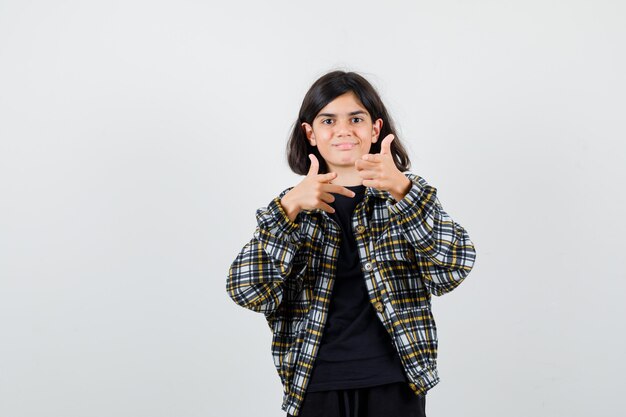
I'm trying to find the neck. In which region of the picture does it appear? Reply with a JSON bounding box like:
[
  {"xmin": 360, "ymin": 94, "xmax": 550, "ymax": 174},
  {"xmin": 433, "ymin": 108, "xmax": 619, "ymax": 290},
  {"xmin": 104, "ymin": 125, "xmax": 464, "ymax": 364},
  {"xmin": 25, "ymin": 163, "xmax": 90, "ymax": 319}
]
[{"xmin": 327, "ymin": 167, "xmax": 364, "ymax": 187}]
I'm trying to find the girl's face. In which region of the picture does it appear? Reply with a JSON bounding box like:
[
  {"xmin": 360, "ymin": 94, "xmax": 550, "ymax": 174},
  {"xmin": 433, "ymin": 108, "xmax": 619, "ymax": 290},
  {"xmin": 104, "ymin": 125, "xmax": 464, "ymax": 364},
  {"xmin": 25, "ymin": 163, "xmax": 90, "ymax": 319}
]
[{"xmin": 301, "ymin": 91, "xmax": 382, "ymax": 173}]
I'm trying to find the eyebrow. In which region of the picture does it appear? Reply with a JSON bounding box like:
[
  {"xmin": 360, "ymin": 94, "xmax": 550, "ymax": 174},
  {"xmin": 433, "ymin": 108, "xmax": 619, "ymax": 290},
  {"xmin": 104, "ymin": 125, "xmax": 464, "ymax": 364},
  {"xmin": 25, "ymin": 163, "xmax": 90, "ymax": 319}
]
[{"xmin": 315, "ymin": 110, "xmax": 368, "ymax": 119}]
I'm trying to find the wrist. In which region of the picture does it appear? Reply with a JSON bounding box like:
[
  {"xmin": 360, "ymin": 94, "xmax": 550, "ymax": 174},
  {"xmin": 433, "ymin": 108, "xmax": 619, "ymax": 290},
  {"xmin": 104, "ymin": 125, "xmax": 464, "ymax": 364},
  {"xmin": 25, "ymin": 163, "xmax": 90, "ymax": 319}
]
[
  {"xmin": 390, "ymin": 175, "xmax": 412, "ymax": 202},
  {"xmin": 280, "ymin": 194, "xmax": 301, "ymax": 223}
]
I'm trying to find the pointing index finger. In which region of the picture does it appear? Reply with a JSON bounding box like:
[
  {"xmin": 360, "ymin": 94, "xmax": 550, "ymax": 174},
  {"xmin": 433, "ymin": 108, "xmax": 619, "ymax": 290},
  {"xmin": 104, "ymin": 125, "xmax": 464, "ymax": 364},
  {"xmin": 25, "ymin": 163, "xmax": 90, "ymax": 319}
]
[
  {"xmin": 324, "ymin": 183, "xmax": 356, "ymax": 197},
  {"xmin": 363, "ymin": 154, "xmax": 382, "ymax": 162}
]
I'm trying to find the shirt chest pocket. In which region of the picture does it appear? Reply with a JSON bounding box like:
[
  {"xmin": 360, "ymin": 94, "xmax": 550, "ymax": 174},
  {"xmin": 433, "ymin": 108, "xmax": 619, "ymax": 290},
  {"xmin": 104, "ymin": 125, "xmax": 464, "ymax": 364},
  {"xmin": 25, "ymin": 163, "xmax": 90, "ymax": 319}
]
[
  {"xmin": 373, "ymin": 230, "xmax": 417, "ymax": 280},
  {"xmin": 288, "ymin": 248, "xmax": 319, "ymax": 307},
  {"xmin": 373, "ymin": 227, "xmax": 427, "ymax": 309},
  {"xmin": 373, "ymin": 226, "xmax": 416, "ymax": 264}
]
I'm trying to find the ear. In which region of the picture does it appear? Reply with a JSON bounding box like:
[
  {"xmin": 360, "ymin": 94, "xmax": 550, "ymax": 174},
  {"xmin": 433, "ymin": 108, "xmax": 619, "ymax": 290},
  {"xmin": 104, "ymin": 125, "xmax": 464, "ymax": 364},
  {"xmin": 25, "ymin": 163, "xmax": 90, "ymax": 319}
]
[
  {"xmin": 371, "ymin": 118, "xmax": 383, "ymax": 143},
  {"xmin": 301, "ymin": 122, "xmax": 316, "ymax": 145}
]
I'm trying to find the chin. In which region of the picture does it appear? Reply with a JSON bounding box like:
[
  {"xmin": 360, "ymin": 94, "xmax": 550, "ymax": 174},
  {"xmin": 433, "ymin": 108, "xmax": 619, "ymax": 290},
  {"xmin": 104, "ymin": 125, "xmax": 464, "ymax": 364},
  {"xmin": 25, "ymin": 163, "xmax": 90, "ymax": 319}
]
[{"xmin": 337, "ymin": 155, "xmax": 359, "ymax": 164}]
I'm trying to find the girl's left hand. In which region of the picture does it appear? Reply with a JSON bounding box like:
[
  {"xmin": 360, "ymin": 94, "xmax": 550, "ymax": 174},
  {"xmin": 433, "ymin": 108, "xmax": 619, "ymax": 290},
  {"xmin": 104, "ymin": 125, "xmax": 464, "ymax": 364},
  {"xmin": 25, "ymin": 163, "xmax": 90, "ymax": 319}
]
[{"xmin": 355, "ymin": 134, "xmax": 411, "ymax": 199}]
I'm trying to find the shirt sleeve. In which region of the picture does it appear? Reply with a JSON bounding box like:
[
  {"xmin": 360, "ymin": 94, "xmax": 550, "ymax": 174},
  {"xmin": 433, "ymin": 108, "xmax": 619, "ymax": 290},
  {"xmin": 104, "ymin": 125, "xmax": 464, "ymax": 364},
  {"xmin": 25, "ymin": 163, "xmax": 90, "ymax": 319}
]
[
  {"xmin": 226, "ymin": 187, "xmax": 306, "ymax": 315},
  {"xmin": 386, "ymin": 173, "xmax": 477, "ymax": 296}
]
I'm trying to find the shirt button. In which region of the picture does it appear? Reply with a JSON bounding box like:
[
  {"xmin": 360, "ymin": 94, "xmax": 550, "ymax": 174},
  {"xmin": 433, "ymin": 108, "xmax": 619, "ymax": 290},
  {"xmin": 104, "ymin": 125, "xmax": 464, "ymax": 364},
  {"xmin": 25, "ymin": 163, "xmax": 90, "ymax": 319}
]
[
  {"xmin": 364, "ymin": 262, "xmax": 373, "ymax": 271},
  {"xmin": 373, "ymin": 301, "xmax": 384, "ymax": 312},
  {"xmin": 406, "ymin": 249, "xmax": 415, "ymax": 260},
  {"xmin": 355, "ymin": 225, "xmax": 366, "ymax": 234}
]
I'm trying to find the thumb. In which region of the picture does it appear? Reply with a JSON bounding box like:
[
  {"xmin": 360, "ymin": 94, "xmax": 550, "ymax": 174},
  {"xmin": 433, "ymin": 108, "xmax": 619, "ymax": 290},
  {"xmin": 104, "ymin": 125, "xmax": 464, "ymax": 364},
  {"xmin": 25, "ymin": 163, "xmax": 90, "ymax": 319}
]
[
  {"xmin": 381, "ymin": 134, "xmax": 394, "ymax": 155},
  {"xmin": 307, "ymin": 154, "xmax": 319, "ymax": 176}
]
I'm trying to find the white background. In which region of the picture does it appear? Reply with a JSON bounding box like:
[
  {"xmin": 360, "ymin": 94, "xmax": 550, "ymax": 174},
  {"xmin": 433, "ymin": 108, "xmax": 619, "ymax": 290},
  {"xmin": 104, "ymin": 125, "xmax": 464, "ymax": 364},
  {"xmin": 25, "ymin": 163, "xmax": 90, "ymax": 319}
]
[{"xmin": 1, "ymin": 1, "xmax": 625, "ymax": 416}]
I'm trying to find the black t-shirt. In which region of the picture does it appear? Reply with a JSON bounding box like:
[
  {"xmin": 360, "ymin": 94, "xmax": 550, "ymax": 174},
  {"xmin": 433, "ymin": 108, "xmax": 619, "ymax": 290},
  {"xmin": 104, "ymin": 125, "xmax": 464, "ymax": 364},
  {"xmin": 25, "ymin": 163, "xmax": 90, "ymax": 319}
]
[{"xmin": 305, "ymin": 184, "xmax": 407, "ymax": 392}]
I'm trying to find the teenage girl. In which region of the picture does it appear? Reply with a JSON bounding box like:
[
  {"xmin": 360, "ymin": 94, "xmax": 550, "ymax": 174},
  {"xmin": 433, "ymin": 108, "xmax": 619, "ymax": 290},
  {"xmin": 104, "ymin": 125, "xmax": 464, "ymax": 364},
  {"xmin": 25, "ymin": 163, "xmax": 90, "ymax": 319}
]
[{"xmin": 227, "ymin": 70, "xmax": 477, "ymax": 417}]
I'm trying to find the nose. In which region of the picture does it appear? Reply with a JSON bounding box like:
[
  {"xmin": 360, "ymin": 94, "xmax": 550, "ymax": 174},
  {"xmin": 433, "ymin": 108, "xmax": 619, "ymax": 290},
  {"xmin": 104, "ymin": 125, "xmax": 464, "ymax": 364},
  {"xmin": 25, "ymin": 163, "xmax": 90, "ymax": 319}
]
[{"xmin": 335, "ymin": 119, "xmax": 352, "ymax": 137}]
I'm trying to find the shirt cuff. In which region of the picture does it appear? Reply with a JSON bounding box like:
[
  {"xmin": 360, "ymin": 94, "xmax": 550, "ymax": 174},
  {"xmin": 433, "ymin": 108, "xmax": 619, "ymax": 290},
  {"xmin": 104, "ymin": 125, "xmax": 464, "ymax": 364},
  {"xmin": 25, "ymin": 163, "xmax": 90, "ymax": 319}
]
[
  {"xmin": 386, "ymin": 174, "xmax": 433, "ymax": 218},
  {"xmin": 265, "ymin": 196, "xmax": 300, "ymax": 235}
]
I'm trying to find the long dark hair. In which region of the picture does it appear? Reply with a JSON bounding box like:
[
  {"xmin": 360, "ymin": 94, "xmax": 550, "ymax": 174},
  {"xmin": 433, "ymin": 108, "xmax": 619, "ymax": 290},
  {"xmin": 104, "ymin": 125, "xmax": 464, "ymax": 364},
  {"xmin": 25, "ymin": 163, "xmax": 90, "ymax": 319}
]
[{"xmin": 286, "ymin": 70, "xmax": 411, "ymax": 175}]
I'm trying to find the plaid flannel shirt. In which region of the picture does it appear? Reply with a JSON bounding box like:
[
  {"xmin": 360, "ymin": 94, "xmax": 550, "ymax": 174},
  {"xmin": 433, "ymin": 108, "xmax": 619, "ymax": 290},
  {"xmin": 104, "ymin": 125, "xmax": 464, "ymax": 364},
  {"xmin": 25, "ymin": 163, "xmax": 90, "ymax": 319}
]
[{"xmin": 226, "ymin": 172, "xmax": 477, "ymax": 416}]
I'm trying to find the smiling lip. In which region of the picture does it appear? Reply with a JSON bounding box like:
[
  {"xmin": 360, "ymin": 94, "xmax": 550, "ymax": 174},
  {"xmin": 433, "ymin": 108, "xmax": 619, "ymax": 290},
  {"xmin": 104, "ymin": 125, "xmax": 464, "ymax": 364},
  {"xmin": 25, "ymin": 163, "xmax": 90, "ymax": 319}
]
[{"xmin": 334, "ymin": 143, "xmax": 357, "ymax": 150}]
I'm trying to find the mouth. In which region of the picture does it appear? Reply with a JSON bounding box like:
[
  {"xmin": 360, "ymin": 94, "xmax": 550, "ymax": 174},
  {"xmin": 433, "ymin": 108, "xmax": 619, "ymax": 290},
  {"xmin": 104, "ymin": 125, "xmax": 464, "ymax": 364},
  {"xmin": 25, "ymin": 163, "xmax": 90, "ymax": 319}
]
[{"xmin": 333, "ymin": 142, "xmax": 357, "ymax": 150}]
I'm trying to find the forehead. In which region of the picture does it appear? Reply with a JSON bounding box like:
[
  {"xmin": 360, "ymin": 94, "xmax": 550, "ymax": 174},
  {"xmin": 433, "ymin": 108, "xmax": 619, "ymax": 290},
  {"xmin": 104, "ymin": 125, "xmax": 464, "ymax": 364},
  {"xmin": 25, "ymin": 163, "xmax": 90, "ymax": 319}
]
[{"xmin": 316, "ymin": 91, "xmax": 368, "ymax": 116}]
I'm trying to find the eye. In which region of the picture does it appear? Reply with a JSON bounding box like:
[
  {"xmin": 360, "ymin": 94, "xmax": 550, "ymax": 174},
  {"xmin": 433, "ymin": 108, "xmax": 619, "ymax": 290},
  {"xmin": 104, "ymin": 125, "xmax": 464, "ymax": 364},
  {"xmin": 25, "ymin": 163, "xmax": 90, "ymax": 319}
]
[
  {"xmin": 321, "ymin": 119, "xmax": 333, "ymax": 125},
  {"xmin": 352, "ymin": 117, "xmax": 363, "ymax": 123}
]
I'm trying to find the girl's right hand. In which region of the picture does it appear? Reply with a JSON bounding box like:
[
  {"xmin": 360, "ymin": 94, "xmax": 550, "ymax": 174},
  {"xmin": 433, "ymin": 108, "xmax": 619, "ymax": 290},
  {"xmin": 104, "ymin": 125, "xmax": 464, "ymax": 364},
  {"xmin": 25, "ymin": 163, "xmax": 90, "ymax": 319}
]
[{"xmin": 280, "ymin": 154, "xmax": 356, "ymax": 220}]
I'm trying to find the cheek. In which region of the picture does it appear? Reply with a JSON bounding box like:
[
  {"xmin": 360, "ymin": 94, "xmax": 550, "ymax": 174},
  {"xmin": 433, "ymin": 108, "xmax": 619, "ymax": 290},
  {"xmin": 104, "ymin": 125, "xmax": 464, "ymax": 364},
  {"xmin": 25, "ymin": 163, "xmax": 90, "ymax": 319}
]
[
  {"xmin": 320, "ymin": 130, "xmax": 334, "ymax": 140},
  {"xmin": 317, "ymin": 141, "xmax": 334, "ymax": 156},
  {"xmin": 359, "ymin": 128, "xmax": 375, "ymax": 141}
]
